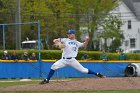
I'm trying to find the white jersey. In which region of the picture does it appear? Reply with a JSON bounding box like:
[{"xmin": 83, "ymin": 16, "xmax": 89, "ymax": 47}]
[
  {"xmin": 59, "ymin": 38, "xmax": 83, "ymax": 58},
  {"xmin": 51, "ymin": 38, "xmax": 89, "ymax": 74}
]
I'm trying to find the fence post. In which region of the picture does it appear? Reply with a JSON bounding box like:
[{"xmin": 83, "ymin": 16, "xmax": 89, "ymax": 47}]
[
  {"xmin": 37, "ymin": 20, "xmax": 42, "ymax": 78},
  {"xmin": 2, "ymin": 24, "xmax": 5, "ymax": 50}
]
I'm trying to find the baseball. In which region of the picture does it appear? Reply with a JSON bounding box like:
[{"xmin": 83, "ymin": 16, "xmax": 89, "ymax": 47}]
[{"xmin": 85, "ymin": 36, "xmax": 89, "ymax": 40}]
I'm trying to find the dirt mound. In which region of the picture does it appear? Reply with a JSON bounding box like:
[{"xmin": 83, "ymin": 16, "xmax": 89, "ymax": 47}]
[{"xmin": 0, "ymin": 77, "xmax": 140, "ymax": 91}]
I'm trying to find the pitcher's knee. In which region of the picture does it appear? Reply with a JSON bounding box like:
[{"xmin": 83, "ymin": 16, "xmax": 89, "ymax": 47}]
[
  {"xmin": 51, "ymin": 64, "xmax": 58, "ymax": 70},
  {"xmin": 80, "ymin": 69, "xmax": 88, "ymax": 74}
]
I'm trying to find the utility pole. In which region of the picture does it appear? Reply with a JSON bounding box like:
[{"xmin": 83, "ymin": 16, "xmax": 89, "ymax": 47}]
[{"xmin": 15, "ymin": 0, "xmax": 21, "ymax": 50}]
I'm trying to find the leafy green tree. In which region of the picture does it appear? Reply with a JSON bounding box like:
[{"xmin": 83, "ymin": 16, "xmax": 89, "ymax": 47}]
[
  {"xmin": 21, "ymin": 0, "xmax": 74, "ymax": 49},
  {"xmin": 100, "ymin": 15, "xmax": 124, "ymax": 51},
  {"xmin": 0, "ymin": 0, "xmax": 16, "ymax": 23},
  {"xmin": 0, "ymin": 0, "xmax": 74, "ymax": 49},
  {"xmin": 44, "ymin": 0, "xmax": 73, "ymax": 49},
  {"xmin": 20, "ymin": 0, "xmax": 51, "ymax": 39},
  {"xmin": 66, "ymin": 0, "xmax": 118, "ymax": 50},
  {"xmin": 110, "ymin": 38, "xmax": 122, "ymax": 52},
  {"xmin": 0, "ymin": 0, "xmax": 17, "ymax": 49},
  {"xmin": 0, "ymin": 0, "xmax": 120, "ymax": 50}
]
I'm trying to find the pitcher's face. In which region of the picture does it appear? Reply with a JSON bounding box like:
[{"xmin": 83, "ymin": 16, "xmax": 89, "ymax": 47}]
[{"xmin": 67, "ymin": 34, "xmax": 76, "ymax": 40}]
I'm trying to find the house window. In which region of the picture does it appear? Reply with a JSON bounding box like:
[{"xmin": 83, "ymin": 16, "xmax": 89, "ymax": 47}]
[
  {"xmin": 128, "ymin": 20, "xmax": 131, "ymax": 29},
  {"xmin": 130, "ymin": 38, "xmax": 135, "ymax": 48},
  {"xmin": 125, "ymin": 40, "xmax": 129, "ymax": 47}
]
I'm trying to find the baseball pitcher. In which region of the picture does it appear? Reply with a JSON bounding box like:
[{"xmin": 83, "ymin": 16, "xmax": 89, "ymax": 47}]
[{"xmin": 40, "ymin": 29, "xmax": 104, "ymax": 84}]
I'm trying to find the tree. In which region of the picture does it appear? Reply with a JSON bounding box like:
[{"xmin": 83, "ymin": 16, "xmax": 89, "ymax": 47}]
[
  {"xmin": 110, "ymin": 38, "xmax": 122, "ymax": 52},
  {"xmin": 22, "ymin": 0, "xmax": 74, "ymax": 49},
  {"xmin": 0, "ymin": 0, "xmax": 16, "ymax": 23},
  {"xmin": 0, "ymin": 0, "xmax": 74, "ymax": 49},
  {"xmin": 0, "ymin": 0, "xmax": 120, "ymax": 50},
  {"xmin": 66, "ymin": 0, "xmax": 118, "ymax": 50},
  {"xmin": 100, "ymin": 14, "xmax": 124, "ymax": 51},
  {"xmin": 0, "ymin": 0, "xmax": 17, "ymax": 49}
]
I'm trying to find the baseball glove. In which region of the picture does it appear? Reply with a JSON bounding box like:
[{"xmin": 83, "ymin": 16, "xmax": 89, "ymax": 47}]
[{"xmin": 54, "ymin": 41, "xmax": 66, "ymax": 49}]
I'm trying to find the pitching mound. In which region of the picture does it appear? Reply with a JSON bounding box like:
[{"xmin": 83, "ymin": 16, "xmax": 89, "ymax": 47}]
[{"xmin": 0, "ymin": 77, "xmax": 140, "ymax": 91}]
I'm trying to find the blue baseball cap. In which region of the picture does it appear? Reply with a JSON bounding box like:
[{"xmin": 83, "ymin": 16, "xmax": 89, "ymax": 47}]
[{"xmin": 67, "ymin": 29, "xmax": 76, "ymax": 34}]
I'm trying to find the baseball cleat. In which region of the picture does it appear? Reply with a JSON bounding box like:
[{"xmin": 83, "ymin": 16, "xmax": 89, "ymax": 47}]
[
  {"xmin": 96, "ymin": 73, "xmax": 105, "ymax": 78},
  {"xmin": 39, "ymin": 79, "xmax": 49, "ymax": 84}
]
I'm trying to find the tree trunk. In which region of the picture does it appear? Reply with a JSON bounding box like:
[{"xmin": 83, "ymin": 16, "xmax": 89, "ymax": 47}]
[
  {"xmin": 87, "ymin": 32, "xmax": 94, "ymax": 50},
  {"xmin": 104, "ymin": 38, "xmax": 107, "ymax": 51}
]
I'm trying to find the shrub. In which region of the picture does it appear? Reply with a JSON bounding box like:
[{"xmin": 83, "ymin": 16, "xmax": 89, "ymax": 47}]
[{"xmin": 0, "ymin": 50, "xmax": 140, "ymax": 60}]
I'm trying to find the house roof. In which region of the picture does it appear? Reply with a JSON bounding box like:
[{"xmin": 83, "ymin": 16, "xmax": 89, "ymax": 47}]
[{"xmin": 123, "ymin": 0, "xmax": 140, "ymax": 20}]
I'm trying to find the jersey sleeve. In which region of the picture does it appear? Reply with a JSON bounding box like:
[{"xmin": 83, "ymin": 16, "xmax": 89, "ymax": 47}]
[
  {"xmin": 77, "ymin": 41, "xmax": 84, "ymax": 47},
  {"xmin": 58, "ymin": 38, "xmax": 67, "ymax": 43}
]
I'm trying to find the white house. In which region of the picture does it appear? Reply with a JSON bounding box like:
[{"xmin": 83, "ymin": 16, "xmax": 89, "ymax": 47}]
[
  {"xmin": 80, "ymin": 0, "xmax": 140, "ymax": 51},
  {"xmin": 112, "ymin": 0, "xmax": 140, "ymax": 51}
]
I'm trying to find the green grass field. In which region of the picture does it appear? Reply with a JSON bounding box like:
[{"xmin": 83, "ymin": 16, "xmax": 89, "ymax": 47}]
[{"xmin": 0, "ymin": 79, "xmax": 139, "ymax": 93}]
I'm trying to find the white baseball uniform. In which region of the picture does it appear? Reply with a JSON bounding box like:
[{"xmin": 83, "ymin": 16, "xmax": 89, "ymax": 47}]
[{"xmin": 51, "ymin": 38, "xmax": 88, "ymax": 73}]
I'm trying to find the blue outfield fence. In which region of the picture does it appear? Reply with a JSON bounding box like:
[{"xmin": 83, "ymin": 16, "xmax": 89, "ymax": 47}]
[
  {"xmin": 0, "ymin": 60, "xmax": 130, "ymax": 78},
  {"xmin": 0, "ymin": 61, "xmax": 40, "ymax": 78}
]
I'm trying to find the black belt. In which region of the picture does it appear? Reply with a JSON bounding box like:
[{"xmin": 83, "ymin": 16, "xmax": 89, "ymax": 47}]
[{"xmin": 63, "ymin": 57, "xmax": 74, "ymax": 59}]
